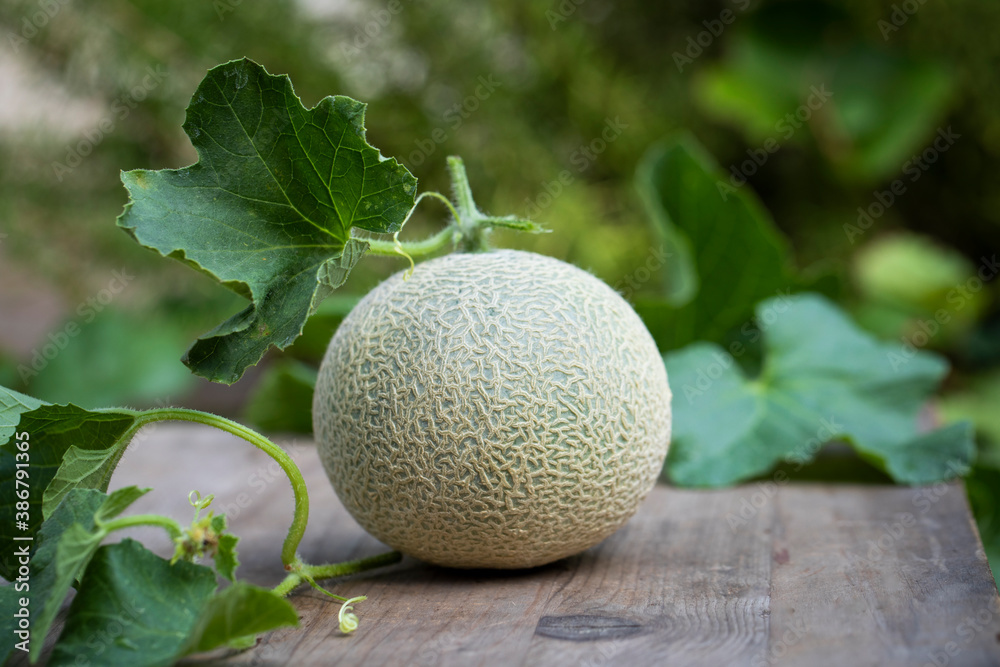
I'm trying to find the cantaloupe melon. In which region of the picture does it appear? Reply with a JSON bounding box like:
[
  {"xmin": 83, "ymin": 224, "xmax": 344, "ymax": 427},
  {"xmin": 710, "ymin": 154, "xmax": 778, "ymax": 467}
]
[{"xmin": 313, "ymin": 249, "xmax": 671, "ymax": 568}]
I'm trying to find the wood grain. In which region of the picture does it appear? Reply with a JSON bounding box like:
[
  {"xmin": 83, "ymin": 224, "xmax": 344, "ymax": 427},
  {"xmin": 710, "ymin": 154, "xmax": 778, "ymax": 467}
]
[
  {"xmin": 768, "ymin": 486, "xmax": 1000, "ymax": 667},
  {"xmin": 32, "ymin": 424, "xmax": 1000, "ymax": 665}
]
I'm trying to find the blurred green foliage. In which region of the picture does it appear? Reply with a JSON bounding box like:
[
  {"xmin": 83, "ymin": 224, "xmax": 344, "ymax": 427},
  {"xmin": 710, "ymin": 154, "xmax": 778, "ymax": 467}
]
[{"xmin": 1, "ymin": 0, "xmax": 998, "ymax": 576}]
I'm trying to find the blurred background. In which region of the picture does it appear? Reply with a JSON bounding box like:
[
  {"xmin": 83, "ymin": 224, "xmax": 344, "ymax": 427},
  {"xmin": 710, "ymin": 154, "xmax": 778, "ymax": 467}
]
[{"xmin": 0, "ymin": 0, "xmax": 998, "ymax": 566}]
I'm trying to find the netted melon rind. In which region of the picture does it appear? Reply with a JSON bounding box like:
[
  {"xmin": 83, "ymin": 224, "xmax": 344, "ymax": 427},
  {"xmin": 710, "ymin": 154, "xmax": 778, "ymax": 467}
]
[{"xmin": 313, "ymin": 249, "xmax": 671, "ymax": 568}]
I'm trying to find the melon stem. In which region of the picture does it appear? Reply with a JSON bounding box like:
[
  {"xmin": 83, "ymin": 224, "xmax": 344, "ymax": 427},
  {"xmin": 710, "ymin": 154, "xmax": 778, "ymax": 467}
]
[
  {"xmin": 361, "ymin": 155, "xmax": 544, "ymax": 259},
  {"xmin": 447, "ymin": 156, "xmax": 492, "ymax": 252}
]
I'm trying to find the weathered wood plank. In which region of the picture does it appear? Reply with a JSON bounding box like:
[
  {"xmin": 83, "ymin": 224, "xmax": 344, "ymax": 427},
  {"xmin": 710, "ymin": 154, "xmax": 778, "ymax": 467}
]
[
  {"xmin": 24, "ymin": 424, "xmax": 999, "ymax": 666},
  {"xmin": 520, "ymin": 489, "xmax": 771, "ymax": 667},
  {"xmin": 768, "ymin": 485, "xmax": 1000, "ymax": 667}
]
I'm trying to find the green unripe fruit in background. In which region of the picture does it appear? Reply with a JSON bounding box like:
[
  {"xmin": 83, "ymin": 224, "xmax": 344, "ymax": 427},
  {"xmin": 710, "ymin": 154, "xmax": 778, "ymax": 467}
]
[{"xmin": 314, "ymin": 249, "xmax": 671, "ymax": 568}]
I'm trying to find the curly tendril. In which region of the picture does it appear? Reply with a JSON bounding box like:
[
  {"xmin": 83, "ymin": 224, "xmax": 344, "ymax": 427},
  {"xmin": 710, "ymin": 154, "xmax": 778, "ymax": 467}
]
[{"xmin": 339, "ymin": 596, "xmax": 366, "ymax": 634}]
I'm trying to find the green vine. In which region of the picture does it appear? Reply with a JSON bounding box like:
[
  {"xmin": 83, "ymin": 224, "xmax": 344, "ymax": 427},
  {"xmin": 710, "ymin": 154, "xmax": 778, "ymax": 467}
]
[{"xmin": 117, "ymin": 407, "xmax": 401, "ymax": 604}]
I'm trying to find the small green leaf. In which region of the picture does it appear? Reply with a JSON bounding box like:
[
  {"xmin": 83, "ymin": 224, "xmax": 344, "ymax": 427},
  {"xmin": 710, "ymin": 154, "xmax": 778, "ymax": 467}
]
[
  {"xmin": 215, "ymin": 533, "xmax": 241, "ymax": 582},
  {"xmin": 209, "ymin": 513, "xmax": 226, "ymax": 534},
  {"xmin": 207, "ymin": 513, "xmax": 240, "ymax": 581},
  {"xmin": 181, "ymin": 583, "xmax": 299, "ymax": 656},
  {"xmin": 27, "ymin": 487, "xmax": 150, "ymax": 661},
  {"xmin": 49, "ymin": 539, "xmax": 218, "ymax": 667},
  {"xmin": 634, "ymin": 135, "xmax": 798, "ymax": 350},
  {"xmin": 96, "ymin": 486, "xmax": 154, "ymax": 523},
  {"xmin": 118, "ymin": 58, "xmax": 417, "ymax": 384},
  {"xmin": 480, "ymin": 214, "xmax": 548, "ymax": 233},
  {"xmin": 664, "ymin": 293, "xmax": 974, "ymax": 486}
]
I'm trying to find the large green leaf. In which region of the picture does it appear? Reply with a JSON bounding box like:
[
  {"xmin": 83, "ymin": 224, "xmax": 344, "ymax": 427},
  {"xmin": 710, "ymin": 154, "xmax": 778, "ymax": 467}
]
[
  {"xmin": 635, "ymin": 135, "xmax": 798, "ymax": 350},
  {"xmin": 47, "ymin": 539, "xmax": 298, "ymax": 666},
  {"xmin": 694, "ymin": 2, "xmax": 953, "ymax": 182},
  {"xmin": 0, "ymin": 388, "xmax": 142, "ymax": 578},
  {"xmin": 27, "ymin": 487, "xmax": 150, "ymax": 661},
  {"xmin": 118, "ymin": 58, "xmax": 417, "ymax": 384},
  {"xmin": 48, "ymin": 539, "xmax": 218, "ymax": 667},
  {"xmin": 664, "ymin": 293, "xmax": 975, "ymax": 486}
]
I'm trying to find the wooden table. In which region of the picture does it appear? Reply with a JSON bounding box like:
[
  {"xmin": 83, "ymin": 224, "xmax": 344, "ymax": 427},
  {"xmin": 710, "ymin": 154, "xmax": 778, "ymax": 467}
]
[{"xmin": 94, "ymin": 425, "xmax": 1000, "ymax": 665}]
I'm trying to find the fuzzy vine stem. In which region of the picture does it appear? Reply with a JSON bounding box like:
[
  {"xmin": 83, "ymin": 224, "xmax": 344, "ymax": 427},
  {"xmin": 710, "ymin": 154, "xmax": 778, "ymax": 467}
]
[
  {"xmin": 363, "ymin": 225, "xmax": 454, "ymax": 258},
  {"xmin": 119, "ymin": 407, "xmax": 401, "ymax": 601},
  {"xmin": 132, "ymin": 408, "xmax": 308, "ymax": 567},
  {"xmin": 99, "ymin": 513, "xmax": 184, "ymax": 541},
  {"xmin": 272, "ymin": 551, "xmax": 402, "ymax": 598},
  {"xmin": 446, "ymin": 156, "xmax": 491, "ymax": 252}
]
